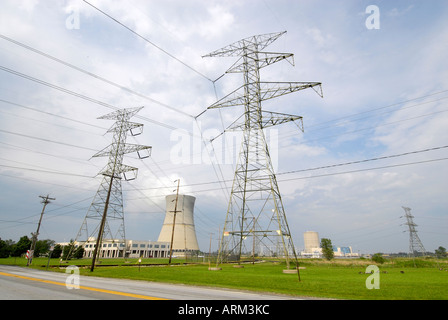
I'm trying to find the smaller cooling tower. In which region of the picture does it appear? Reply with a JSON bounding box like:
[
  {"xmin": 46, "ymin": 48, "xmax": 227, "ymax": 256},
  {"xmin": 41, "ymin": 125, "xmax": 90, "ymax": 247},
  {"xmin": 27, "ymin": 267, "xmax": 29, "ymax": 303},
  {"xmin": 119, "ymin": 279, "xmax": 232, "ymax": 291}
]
[
  {"xmin": 304, "ymin": 231, "xmax": 320, "ymax": 253},
  {"xmin": 157, "ymin": 194, "xmax": 199, "ymax": 255}
]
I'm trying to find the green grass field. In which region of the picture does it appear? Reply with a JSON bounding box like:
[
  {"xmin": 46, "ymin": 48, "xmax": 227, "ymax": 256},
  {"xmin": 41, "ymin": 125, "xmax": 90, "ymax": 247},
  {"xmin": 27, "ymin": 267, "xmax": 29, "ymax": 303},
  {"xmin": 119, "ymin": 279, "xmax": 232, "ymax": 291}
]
[{"xmin": 2, "ymin": 257, "xmax": 447, "ymax": 300}]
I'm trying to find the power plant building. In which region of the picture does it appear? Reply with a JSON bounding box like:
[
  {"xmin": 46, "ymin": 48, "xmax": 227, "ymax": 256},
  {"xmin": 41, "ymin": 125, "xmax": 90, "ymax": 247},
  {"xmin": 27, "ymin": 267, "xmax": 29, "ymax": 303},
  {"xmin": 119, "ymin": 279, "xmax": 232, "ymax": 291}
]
[
  {"xmin": 303, "ymin": 231, "xmax": 320, "ymax": 252},
  {"xmin": 58, "ymin": 195, "xmax": 200, "ymax": 260},
  {"xmin": 157, "ymin": 194, "xmax": 200, "ymax": 257},
  {"xmin": 300, "ymin": 231, "xmax": 359, "ymax": 258},
  {"xmin": 301, "ymin": 231, "xmax": 322, "ymax": 257},
  {"xmin": 58, "ymin": 239, "xmax": 171, "ymax": 259}
]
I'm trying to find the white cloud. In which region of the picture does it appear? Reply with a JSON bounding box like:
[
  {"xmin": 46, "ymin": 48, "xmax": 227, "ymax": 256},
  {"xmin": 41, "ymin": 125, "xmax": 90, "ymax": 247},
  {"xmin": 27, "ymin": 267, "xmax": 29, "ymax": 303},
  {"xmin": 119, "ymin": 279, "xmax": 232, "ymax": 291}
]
[{"xmin": 17, "ymin": 0, "xmax": 39, "ymax": 13}]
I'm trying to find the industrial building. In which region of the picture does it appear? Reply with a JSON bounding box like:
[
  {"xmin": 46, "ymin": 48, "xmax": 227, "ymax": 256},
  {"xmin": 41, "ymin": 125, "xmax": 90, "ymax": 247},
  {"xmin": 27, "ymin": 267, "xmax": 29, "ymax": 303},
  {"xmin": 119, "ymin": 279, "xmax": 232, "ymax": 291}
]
[
  {"xmin": 300, "ymin": 231, "xmax": 322, "ymax": 257},
  {"xmin": 59, "ymin": 194, "xmax": 200, "ymax": 260},
  {"xmin": 333, "ymin": 246, "xmax": 358, "ymax": 257},
  {"xmin": 299, "ymin": 231, "xmax": 358, "ymax": 258},
  {"xmin": 59, "ymin": 239, "xmax": 171, "ymax": 259}
]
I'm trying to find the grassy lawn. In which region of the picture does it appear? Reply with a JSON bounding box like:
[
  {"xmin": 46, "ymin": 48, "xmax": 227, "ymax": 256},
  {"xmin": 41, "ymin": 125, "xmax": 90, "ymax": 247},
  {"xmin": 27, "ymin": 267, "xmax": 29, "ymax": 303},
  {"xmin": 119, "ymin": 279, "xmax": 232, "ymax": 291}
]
[{"xmin": 2, "ymin": 257, "xmax": 447, "ymax": 300}]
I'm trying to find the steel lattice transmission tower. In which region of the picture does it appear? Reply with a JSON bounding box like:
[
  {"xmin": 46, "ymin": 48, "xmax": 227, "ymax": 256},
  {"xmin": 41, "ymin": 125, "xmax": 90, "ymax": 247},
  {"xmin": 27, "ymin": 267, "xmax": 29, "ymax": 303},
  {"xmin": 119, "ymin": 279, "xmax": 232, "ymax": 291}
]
[
  {"xmin": 402, "ymin": 206, "xmax": 426, "ymax": 258},
  {"xmin": 203, "ymin": 31, "xmax": 323, "ymax": 269},
  {"xmin": 73, "ymin": 107, "xmax": 151, "ymax": 270}
]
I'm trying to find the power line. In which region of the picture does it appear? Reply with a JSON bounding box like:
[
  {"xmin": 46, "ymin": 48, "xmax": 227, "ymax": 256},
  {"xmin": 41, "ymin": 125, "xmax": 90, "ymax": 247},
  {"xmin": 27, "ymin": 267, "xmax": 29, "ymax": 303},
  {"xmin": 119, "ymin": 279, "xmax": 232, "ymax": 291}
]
[
  {"xmin": 0, "ymin": 33, "xmax": 194, "ymax": 119},
  {"xmin": 257, "ymin": 90, "xmax": 448, "ymax": 146},
  {"xmin": 285, "ymin": 108, "xmax": 448, "ymax": 145},
  {"xmin": 139, "ymin": 90, "xmax": 448, "ymax": 170},
  {"xmin": 0, "ymin": 141, "xmax": 102, "ymax": 168},
  {"xmin": 125, "ymin": 144, "xmax": 448, "ymax": 191},
  {"xmin": 0, "ymin": 65, "xmax": 182, "ymax": 132},
  {"xmin": 0, "ymin": 98, "xmax": 107, "ymax": 130},
  {"xmin": 306, "ymin": 89, "xmax": 448, "ymax": 130},
  {"xmin": 276, "ymin": 145, "xmax": 448, "ymax": 177},
  {"xmin": 0, "ymin": 164, "xmax": 93, "ymax": 178},
  {"xmin": 278, "ymin": 157, "xmax": 448, "ymax": 182},
  {"xmin": 0, "ymin": 128, "xmax": 98, "ymax": 152},
  {"xmin": 82, "ymin": 0, "xmax": 214, "ymax": 83}
]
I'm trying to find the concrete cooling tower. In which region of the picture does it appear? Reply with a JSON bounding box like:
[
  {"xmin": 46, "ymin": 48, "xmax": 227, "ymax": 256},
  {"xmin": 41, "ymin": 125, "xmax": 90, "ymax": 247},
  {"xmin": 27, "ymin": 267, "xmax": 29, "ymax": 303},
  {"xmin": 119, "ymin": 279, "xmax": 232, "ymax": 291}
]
[
  {"xmin": 157, "ymin": 194, "xmax": 199, "ymax": 256},
  {"xmin": 304, "ymin": 231, "xmax": 320, "ymax": 253}
]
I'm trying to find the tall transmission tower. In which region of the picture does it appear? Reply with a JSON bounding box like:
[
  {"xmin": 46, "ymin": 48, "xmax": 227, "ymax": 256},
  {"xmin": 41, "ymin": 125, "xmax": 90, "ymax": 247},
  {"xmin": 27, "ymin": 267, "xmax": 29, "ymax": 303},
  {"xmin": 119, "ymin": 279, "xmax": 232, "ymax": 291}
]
[
  {"xmin": 72, "ymin": 107, "xmax": 151, "ymax": 270},
  {"xmin": 203, "ymin": 31, "xmax": 323, "ymax": 270},
  {"xmin": 402, "ymin": 206, "xmax": 426, "ymax": 258}
]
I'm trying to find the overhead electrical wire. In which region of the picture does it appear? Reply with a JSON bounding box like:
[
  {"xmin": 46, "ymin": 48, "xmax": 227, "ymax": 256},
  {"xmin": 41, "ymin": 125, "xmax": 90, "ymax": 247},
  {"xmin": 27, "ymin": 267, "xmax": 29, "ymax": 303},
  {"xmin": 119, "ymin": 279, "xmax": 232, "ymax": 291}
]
[
  {"xmin": 0, "ymin": 164, "xmax": 93, "ymax": 179},
  {"xmin": 0, "ymin": 33, "xmax": 194, "ymax": 119},
  {"xmin": 0, "ymin": 65, "xmax": 185, "ymax": 132},
  {"xmin": 306, "ymin": 89, "xmax": 448, "ymax": 131},
  {"xmin": 142, "ymin": 90, "xmax": 448, "ymax": 170},
  {"xmin": 277, "ymin": 157, "xmax": 448, "ymax": 183},
  {"xmin": 276, "ymin": 145, "xmax": 448, "ymax": 177},
  {"xmin": 124, "ymin": 144, "xmax": 448, "ymax": 191},
  {"xmin": 0, "ymin": 98, "xmax": 107, "ymax": 131},
  {"xmin": 82, "ymin": 0, "xmax": 214, "ymax": 83},
  {"xmin": 0, "ymin": 128, "xmax": 98, "ymax": 152}
]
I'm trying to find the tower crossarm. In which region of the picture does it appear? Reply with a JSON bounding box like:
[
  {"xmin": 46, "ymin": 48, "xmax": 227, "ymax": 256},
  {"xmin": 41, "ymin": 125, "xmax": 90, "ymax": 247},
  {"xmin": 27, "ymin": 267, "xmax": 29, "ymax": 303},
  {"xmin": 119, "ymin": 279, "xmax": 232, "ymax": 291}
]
[
  {"xmin": 223, "ymin": 111, "xmax": 303, "ymax": 132},
  {"xmin": 92, "ymin": 143, "xmax": 152, "ymax": 159},
  {"xmin": 98, "ymin": 106, "xmax": 144, "ymax": 121},
  {"xmin": 202, "ymin": 31, "xmax": 287, "ymax": 58},
  {"xmin": 208, "ymin": 82, "xmax": 323, "ymax": 110},
  {"xmin": 105, "ymin": 121, "xmax": 144, "ymax": 135},
  {"xmin": 226, "ymin": 52, "xmax": 295, "ymax": 73},
  {"xmin": 100, "ymin": 164, "xmax": 139, "ymax": 180},
  {"xmin": 260, "ymin": 111, "xmax": 303, "ymax": 130}
]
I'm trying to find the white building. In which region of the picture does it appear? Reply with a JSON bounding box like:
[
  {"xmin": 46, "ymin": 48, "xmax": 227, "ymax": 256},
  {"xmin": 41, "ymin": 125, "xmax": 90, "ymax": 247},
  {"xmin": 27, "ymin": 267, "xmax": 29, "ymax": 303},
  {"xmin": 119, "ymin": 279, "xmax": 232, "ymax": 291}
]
[
  {"xmin": 333, "ymin": 246, "xmax": 359, "ymax": 257},
  {"xmin": 59, "ymin": 239, "xmax": 171, "ymax": 259}
]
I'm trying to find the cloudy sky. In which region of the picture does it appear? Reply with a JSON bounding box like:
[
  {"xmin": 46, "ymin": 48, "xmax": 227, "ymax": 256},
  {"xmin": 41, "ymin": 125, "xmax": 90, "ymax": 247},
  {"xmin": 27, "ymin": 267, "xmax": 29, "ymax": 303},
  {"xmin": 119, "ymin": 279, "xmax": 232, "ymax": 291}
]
[{"xmin": 0, "ymin": 0, "xmax": 447, "ymax": 255}]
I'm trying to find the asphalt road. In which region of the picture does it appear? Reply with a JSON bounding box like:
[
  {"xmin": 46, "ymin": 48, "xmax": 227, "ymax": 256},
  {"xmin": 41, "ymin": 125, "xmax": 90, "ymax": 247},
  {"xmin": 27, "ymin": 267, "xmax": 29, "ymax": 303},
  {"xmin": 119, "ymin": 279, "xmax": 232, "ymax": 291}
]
[{"xmin": 0, "ymin": 265, "xmax": 302, "ymax": 300}]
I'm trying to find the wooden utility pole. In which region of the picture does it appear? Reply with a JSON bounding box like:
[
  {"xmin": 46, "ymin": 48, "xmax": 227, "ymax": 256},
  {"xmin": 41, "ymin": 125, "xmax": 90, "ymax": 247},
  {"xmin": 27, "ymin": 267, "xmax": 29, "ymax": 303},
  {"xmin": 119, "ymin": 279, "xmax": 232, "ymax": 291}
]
[
  {"xmin": 90, "ymin": 175, "xmax": 114, "ymax": 272},
  {"xmin": 27, "ymin": 195, "xmax": 55, "ymax": 266},
  {"xmin": 168, "ymin": 179, "xmax": 180, "ymax": 265}
]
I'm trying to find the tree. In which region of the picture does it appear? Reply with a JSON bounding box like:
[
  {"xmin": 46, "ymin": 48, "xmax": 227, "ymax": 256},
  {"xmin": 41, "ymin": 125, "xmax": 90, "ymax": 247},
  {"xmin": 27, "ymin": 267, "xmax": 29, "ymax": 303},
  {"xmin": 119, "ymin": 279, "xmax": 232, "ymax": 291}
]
[
  {"xmin": 0, "ymin": 238, "xmax": 13, "ymax": 258},
  {"xmin": 34, "ymin": 239, "xmax": 54, "ymax": 257},
  {"xmin": 51, "ymin": 244, "xmax": 63, "ymax": 258},
  {"xmin": 73, "ymin": 246, "xmax": 85, "ymax": 259},
  {"xmin": 435, "ymin": 246, "xmax": 447, "ymax": 259},
  {"xmin": 62, "ymin": 240, "xmax": 75, "ymax": 260},
  {"xmin": 320, "ymin": 238, "xmax": 334, "ymax": 261},
  {"xmin": 11, "ymin": 236, "xmax": 31, "ymax": 257}
]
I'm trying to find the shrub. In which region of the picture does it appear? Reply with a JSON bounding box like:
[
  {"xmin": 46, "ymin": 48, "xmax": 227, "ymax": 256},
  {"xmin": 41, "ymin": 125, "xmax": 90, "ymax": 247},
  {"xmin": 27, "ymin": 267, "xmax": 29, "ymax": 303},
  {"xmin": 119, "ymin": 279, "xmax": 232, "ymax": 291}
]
[{"xmin": 371, "ymin": 253, "xmax": 385, "ymax": 264}]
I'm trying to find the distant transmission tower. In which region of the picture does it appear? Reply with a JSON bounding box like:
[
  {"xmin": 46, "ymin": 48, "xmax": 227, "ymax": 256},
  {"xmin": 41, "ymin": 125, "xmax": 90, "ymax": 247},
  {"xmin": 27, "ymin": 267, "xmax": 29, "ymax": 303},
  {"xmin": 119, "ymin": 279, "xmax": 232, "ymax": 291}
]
[
  {"xmin": 402, "ymin": 206, "xmax": 426, "ymax": 259},
  {"xmin": 72, "ymin": 107, "xmax": 151, "ymax": 271},
  {"xmin": 203, "ymin": 31, "xmax": 323, "ymax": 271}
]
